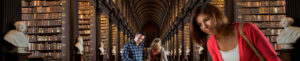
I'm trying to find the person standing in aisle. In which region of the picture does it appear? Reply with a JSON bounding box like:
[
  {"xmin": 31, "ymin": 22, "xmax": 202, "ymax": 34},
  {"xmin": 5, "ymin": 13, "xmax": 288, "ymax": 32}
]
[
  {"xmin": 122, "ymin": 33, "xmax": 145, "ymax": 61},
  {"xmin": 190, "ymin": 3, "xmax": 280, "ymax": 61},
  {"xmin": 147, "ymin": 38, "xmax": 168, "ymax": 61}
]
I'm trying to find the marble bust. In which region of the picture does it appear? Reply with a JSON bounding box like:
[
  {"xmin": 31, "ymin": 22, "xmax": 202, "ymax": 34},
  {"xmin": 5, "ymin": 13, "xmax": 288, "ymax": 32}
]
[
  {"xmin": 4, "ymin": 21, "xmax": 29, "ymax": 53},
  {"xmin": 277, "ymin": 17, "xmax": 300, "ymax": 49},
  {"xmin": 75, "ymin": 36, "xmax": 84, "ymax": 54},
  {"xmin": 186, "ymin": 48, "xmax": 190, "ymax": 55},
  {"xmin": 99, "ymin": 42, "xmax": 105, "ymax": 55},
  {"xmin": 112, "ymin": 46, "xmax": 116, "ymax": 55}
]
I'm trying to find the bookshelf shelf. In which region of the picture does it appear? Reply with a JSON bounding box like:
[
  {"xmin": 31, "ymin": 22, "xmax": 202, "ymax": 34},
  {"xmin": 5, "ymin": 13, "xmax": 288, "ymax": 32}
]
[
  {"xmin": 22, "ymin": 0, "xmax": 66, "ymax": 61},
  {"xmin": 235, "ymin": 0, "xmax": 286, "ymax": 55}
]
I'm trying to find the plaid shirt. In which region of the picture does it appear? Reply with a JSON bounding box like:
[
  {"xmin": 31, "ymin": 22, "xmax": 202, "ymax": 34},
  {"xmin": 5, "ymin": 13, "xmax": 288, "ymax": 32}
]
[{"xmin": 122, "ymin": 40, "xmax": 144, "ymax": 61}]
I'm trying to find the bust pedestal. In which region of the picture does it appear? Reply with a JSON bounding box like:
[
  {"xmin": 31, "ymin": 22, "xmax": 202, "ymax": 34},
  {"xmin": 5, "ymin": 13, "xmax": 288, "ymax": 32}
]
[
  {"xmin": 16, "ymin": 53, "xmax": 32, "ymax": 61},
  {"xmin": 278, "ymin": 49, "xmax": 292, "ymax": 61},
  {"xmin": 75, "ymin": 54, "xmax": 84, "ymax": 61},
  {"xmin": 28, "ymin": 56, "xmax": 43, "ymax": 61}
]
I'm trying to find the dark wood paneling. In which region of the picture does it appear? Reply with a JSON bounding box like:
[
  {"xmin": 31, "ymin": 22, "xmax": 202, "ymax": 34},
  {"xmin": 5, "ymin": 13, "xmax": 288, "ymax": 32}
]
[
  {"xmin": 225, "ymin": 0, "xmax": 234, "ymax": 23},
  {"xmin": 96, "ymin": 8, "xmax": 102, "ymax": 61},
  {"xmin": 70, "ymin": 0, "xmax": 79, "ymax": 61},
  {"xmin": 286, "ymin": 0, "xmax": 300, "ymax": 27},
  {"xmin": 108, "ymin": 13, "xmax": 113, "ymax": 61},
  {"xmin": 1, "ymin": 0, "xmax": 21, "ymax": 61}
]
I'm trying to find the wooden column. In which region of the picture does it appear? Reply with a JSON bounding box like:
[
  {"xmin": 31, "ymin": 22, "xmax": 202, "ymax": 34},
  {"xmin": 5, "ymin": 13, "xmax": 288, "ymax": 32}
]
[
  {"xmin": 108, "ymin": 11, "xmax": 113, "ymax": 61},
  {"xmin": 176, "ymin": 29, "xmax": 179, "ymax": 61},
  {"xmin": 69, "ymin": 0, "xmax": 79, "ymax": 61},
  {"xmin": 95, "ymin": 9, "xmax": 102, "ymax": 61},
  {"xmin": 189, "ymin": 29, "xmax": 194, "ymax": 61},
  {"xmin": 172, "ymin": 31, "xmax": 175, "ymax": 60},
  {"xmin": 181, "ymin": 22, "xmax": 185, "ymax": 61},
  {"xmin": 116, "ymin": 22, "xmax": 120, "ymax": 61},
  {"xmin": 225, "ymin": 0, "xmax": 234, "ymax": 23}
]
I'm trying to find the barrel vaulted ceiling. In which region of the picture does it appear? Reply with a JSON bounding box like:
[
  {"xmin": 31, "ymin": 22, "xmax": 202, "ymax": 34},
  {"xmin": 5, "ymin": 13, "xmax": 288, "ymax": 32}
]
[
  {"xmin": 134, "ymin": 0, "xmax": 168, "ymax": 28},
  {"xmin": 114, "ymin": 0, "xmax": 186, "ymax": 33}
]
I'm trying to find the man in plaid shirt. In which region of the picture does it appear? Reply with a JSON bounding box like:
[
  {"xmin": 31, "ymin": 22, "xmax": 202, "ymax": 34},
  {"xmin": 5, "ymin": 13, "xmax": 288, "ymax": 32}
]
[{"xmin": 122, "ymin": 33, "xmax": 145, "ymax": 61}]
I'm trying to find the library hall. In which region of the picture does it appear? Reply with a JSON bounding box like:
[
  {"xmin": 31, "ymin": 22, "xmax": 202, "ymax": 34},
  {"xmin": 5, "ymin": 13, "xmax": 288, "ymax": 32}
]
[{"xmin": 1, "ymin": 0, "xmax": 300, "ymax": 61}]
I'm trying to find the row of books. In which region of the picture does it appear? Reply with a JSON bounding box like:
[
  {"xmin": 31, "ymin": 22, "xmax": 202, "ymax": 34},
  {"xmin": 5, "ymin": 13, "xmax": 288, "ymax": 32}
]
[
  {"xmin": 29, "ymin": 52, "xmax": 61, "ymax": 60},
  {"xmin": 261, "ymin": 29, "xmax": 282, "ymax": 35},
  {"xmin": 79, "ymin": 30, "xmax": 91, "ymax": 34},
  {"xmin": 36, "ymin": 6, "xmax": 62, "ymax": 13},
  {"xmin": 27, "ymin": 27, "xmax": 62, "ymax": 33},
  {"xmin": 22, "ymin": 13, "xmax": 62, "ymax": 20},
  {"xmin": 79, "ymin": 14, "xmax": 92, "ymax": 19},
  {"xmin": 239, "ymin": 7, "xmax": 285, "ymax": 14},
  {"xmin": 22, "ymin": 8, "xmax": 34, "ymax": 13},
  {"xmin": 79, "ymin": 20, "xmax": 90, "ymax": 24},
  {"xmin": 100, "ymin": 26, "xmax": 108, "ymax": 30},
  {"xmin": 268, "ymin": 36, "xmax": 278, "ymax": 42},
  {"xmin": 22, "ymin": 1, "xmax": 62, "ymax": 7},
  {"xmin": 252, "ymin": 22, "xmax": 282, "ymax": 28},
  {"xmin": 213, "ymin": 0, "xmax": 223, "ymax": 1},
  {"xmin": 259, "ymin": 7, "xmax": 285, "ymax": 14},
  {"xmin": 210, "ymin": 1, "xmax": 224, "ymax": 5},
  {"xmin": 238, "ymin": 15, "xmax": 285, "ymax": 21},
  {"xmin": 79, "ymin": 2, "xmax": 91, "ymax": 6},
  {"xmin": 79, "ymin": 6, "xmax": 93, "ymax": 10},
  {"xmin": 84, "ymin": 41, "xmax": 90, "ymax": 46},
  {"xmin": 24, "ymin": 20, "xmax": 62, "ymax": 26},
  {"xmin": 273, "ymin": 43, "xmax": 285, "ymax": 50},
  {"xmin": 79, "ymin": 25, "xmax": 91, "ymax": 29},
  {"xmin": 81, "ymin": 35, "xmax": 91, "ymax": 40},
  {"xmin": 79, "ymin": 10, "xmax": 93, "ymax": 14},
  {"xmin": 237, "ymin": 1, "xmax": 285, "ymax": 7},
  {"xmin": 22, "ymin": 6, "xmax": 62, "ymax": 13},
  {"xmin": 29, "ymin": 43, "xmax": 62, "ymax": 50},
  {"xmin": 84, "ymin": 46, "xmax": 89, "ymax": 52},
  {"xmin": 28, "ymin": 35, "xmax": 61, "ymax": 42},
  {"xmin": 214, "ymin": 5, "xmax": 224, "ymax": 8}
]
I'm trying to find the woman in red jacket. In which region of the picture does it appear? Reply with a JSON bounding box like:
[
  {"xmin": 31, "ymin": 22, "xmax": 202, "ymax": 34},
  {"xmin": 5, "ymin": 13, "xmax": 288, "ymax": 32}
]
[{"xmin": 190, "ymin": 3, "xmax": 280, "ymax": 61}]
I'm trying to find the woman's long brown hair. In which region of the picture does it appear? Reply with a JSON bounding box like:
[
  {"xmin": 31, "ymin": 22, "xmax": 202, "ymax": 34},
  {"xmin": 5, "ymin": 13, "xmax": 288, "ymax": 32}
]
[{"xmin": 190, "ymin": 3, "xmax": 235, "ymax": 45}]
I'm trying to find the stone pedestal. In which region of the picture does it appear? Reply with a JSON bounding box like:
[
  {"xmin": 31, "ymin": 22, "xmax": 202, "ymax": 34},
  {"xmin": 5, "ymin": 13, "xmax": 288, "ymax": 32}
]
[
  {"xmin": 28, "ymin": 56, "xmax": 44, "ymax": 61},
  {"xmin": 17, "ymin": 53, "xmax": 32, "ymax": 61},
  {"xmin": 278, "ymin": 49, "xmax": 292, "ymax": 61},
  {"xmin": 75, "ymin": 54, "xmax": 84, "ymax": 61}
]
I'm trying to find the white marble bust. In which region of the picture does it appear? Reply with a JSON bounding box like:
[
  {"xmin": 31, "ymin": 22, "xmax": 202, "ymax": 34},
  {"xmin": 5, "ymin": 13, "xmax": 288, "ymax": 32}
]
[
  {"xmin": 99, "ymin": 42, "xmax": 105, "ymax": 55},
  {"xmin": 75, "ymin": 36, "xmax": 84, "ymax": 54},
  {"xmin": 112, "ymin": 46, "xmax": 116, "ymax": 55},
  {"xmin": 198, "ymin": 46, "xmax": 204, "ymax": 54},
  {"xmin": 4, "ymin": 21, "xmax": 29, "ymax": 53},
  {"xmin": 186, "ymin": 48, "xmax": 190, "ymax": 55},
  {"xmin": 277, "ymin": 17, "xmax": 300, "ymax": 49}
]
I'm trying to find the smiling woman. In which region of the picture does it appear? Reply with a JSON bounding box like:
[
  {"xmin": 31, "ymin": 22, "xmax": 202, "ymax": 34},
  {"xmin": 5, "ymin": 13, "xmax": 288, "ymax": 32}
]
[
  {"xmin": 190, "ymin": 3, "xmax": 234, "ymax": 45},
  {"xmin": 190, "ymin": 3, "xmax": 280, "ymax": 61}
]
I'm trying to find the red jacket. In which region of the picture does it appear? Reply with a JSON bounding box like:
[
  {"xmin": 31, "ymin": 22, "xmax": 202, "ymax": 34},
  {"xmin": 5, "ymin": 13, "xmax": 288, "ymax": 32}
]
[{"xmin": 207, "ymin": 23, "xmax": 281, "ymax": 61}]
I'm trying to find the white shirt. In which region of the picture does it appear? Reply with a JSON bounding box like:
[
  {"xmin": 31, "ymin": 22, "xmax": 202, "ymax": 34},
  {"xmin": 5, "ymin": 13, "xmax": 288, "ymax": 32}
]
[{"xmin": 219, "ymin": 44, "xmax": 239, "ymax": 61}]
